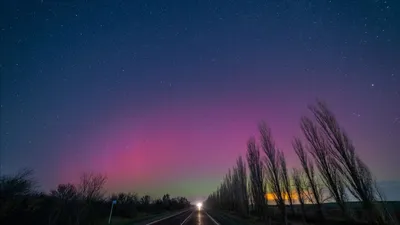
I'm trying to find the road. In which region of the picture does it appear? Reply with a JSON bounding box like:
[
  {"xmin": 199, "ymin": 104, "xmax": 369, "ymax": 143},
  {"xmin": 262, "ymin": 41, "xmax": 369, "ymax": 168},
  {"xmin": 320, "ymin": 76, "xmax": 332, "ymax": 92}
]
[{"xmin": 146, "ymin": 209, "xmax": 219, "ymax": 225}]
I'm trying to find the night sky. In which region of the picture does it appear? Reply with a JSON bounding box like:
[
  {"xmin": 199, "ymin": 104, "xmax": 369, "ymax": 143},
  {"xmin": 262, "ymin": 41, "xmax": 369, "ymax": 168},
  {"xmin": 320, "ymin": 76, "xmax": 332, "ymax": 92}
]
[{"xmin": 1, "ymin": 0, "xmax": 399, "ymax": 202}]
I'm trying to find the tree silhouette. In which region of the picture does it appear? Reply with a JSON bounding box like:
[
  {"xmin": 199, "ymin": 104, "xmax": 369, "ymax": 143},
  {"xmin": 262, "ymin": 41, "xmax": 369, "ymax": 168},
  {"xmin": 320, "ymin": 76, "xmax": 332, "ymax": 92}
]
[
  {"xmin": 78, "ymin": 173, "xmax": 107, "ymax": 201},
  {"xmin": 280, "ymin": 151, "xmax": 295, "ymax": 216},
  {"xmin": 301, "ymin": 115, "xmax": 350, "ymax": 219},
  {"xmin": 246, "ymin": 137, "xmax": 268, "ymax": 222},
  {"xmin": 0, "ymin": 168, "xmax": 36, "ymax": 197},
  {"xmin": 49, "ymin": 183, "xmax": 80, "ymax": 225},
  {"xmin": 235, "ymin": 156, "xmax": 249, "ymax": 216},
  {"xmin": 162, "ymin": 194, "xmax": 171, "ymax": 210},
  {"xmin": 51, "ymin": 183, "xmax": 78, "ymax": 201},
  {"xmin": 292, "ymin": 168, "xmax": 307, "ymax": 224},
  {"xmin": 206, "ymin": 101, "xmax": 400, "ymax": 225},
  {"xmin": 0, "ymin": 169, "xmax": 38, "ymax": 225},
  {"xmin": 292, "ymin": 138, "xmax": 325, "ymax": 221},
  {"xmin": 306, "ymin": 101, "xmax": 395, "ymax": 225},
  {"xmin": 259, "ymin": 122, "xmax": 287, "ymax": 225}
]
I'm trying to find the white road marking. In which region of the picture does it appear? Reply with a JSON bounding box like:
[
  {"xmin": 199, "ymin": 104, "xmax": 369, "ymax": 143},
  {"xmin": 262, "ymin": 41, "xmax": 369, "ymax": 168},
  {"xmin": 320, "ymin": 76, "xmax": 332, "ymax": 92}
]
[
  {"xmin": 205, "ymin": 211, "xmax": 220, "ymax": 225},
  {"xmin": 180, "ymin": 211, "xmax": 193, "ymax": 225},
  {"xmin": 145, "ymin": 209, "xmax": 190, "ymax": 225}
]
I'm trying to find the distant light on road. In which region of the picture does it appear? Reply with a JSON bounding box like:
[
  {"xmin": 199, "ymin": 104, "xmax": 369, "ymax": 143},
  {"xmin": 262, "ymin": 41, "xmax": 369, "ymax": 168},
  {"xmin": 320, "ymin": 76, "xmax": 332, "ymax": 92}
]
[{"xmin": 196, "ymin": 202, "xmax": 202, "ymax": 210}]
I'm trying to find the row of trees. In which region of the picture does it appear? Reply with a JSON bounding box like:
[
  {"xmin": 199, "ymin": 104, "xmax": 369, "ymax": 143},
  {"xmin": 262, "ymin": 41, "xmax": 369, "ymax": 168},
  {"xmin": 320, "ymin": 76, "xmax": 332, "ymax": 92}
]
[
  {"xmin": 205, "ymin": 101, "xmax": 397, "ymax": 225},
  {"xmin": 0, "ymin": 170, "xmax": 190, "ymax": 225}
]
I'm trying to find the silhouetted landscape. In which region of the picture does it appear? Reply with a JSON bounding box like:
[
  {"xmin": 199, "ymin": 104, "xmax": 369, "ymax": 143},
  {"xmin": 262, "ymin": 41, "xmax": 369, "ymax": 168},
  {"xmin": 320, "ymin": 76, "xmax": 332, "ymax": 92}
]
[
  {"xmin": 0, "ymin": 169, "xmax": 191, "ymax": 225},
  {"xmin": 204, "ymin": 101, "xmax": 400, "ymax": 225},
  {"xmin": 1, "ymin": 101, "xmax": 399, "ymax": 225},
  {"xmin": 2, "ymin": 0, "xmax": 399, "ymax": 225}
]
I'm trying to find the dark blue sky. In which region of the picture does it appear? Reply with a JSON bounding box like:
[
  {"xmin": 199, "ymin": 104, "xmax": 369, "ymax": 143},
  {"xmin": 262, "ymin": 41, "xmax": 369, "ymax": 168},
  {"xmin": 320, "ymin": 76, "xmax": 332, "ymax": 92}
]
[{"xmin": 1, "ymin": 0, "xmax": 399, "ymax": 200}]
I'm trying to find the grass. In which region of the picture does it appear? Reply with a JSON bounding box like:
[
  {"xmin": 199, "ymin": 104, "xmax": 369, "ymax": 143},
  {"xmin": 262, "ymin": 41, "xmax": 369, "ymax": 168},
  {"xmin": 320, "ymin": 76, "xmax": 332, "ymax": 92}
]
[{"xmin": 208, "ymin": 201, "xmax": 400, "ymax": 225}]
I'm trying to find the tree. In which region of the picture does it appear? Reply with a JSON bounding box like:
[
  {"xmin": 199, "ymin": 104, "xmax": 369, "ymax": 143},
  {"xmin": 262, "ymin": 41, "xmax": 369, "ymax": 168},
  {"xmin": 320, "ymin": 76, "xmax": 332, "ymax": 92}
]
[
  {"xmin": 205, "ymin": 156, "xmax": 249, "ymax": 217},
  {"xmin": 51, "ymin": 183, "xmax": 78, "ymax": 201},
  {"xmin": 140, "ymin": 195, "xmax": 151, "ymax": 206},
  {"xmin": 235, "ymin": 156, "xmax": 249, "ymax": 217},
  {"xmin": 162, "ymin": 194, "xmax": 171, "ymax": 209},
  {"xmin": 49, "ymin": 183, "xmax": 80, "ymax": 225},
  {"xmin": 307, "ymin": 101, "xmax": 394, "ymax": 225},
  {"xmin": 292, "ymin": 168, "xmax": 307, "ymax": 224},
  {"xmin": 79, "ymin": 173, "xmax": 107, "ymax": 201},
  {"xmin": 259, "ymin": 122, "xmax": 287, "ymax": 225},
  {"xmin": 206, "ymin": 101, "xmax": 397, "ymax": 225},
  {"xmin": 0, "ymin": 169, "xmax": 38, "ymax": 225},
  {"xmin": 0, "ymin": 168, "xmax": 37, "ymax": 197},
  {"xmin": 78, "ymin": 173, "xmax": 107, "ymax": 225},
  {"xmin": 223, "ymin": 169, "xmax": 234, "ymax": 211},
  {"xmin": 112, "ymin": 192, "xmax": 139, "ymax": 218},
  {"xmin": 246, "ymin": 137, "xmax": 268, "ymax": 221},
  {"xmin": 300, "ymin": 116, "xmax": 350, "ymax": 219},
  {"xmin": 292, "ymin": 138, "xmax": 325, "ymax": 221},
  {"xmin": 280, "ymin": 152, "xmax": 295, "ymax": 216}
]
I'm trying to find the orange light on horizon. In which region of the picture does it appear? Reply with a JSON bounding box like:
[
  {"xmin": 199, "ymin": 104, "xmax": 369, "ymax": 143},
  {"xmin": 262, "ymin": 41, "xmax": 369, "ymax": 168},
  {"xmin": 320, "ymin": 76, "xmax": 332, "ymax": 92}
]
[{"xmin": 264, "ymin": 191, "xmax": 311, "ymax": 204}]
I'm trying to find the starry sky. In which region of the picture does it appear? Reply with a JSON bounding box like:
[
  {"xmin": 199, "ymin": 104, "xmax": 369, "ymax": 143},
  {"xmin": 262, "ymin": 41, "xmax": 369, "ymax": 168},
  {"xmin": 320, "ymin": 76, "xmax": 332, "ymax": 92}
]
[{"xmin": 1, "ymin": 0, "xmax": 399, "ymax": 202}]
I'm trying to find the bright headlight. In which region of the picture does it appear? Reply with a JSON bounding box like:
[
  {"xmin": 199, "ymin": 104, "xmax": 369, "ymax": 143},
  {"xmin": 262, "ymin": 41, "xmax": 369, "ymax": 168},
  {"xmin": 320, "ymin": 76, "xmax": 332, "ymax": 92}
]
[{"xmin": 196, "ymin": 202, "xmax": 202, "ymax": 210}]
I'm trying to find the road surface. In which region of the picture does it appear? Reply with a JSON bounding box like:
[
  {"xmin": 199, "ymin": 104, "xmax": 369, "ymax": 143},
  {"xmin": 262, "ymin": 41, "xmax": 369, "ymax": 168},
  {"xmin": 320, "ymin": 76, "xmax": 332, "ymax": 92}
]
[{"xmin": 146, "ymin": 209, "xmax": 219, "ymax": 225}]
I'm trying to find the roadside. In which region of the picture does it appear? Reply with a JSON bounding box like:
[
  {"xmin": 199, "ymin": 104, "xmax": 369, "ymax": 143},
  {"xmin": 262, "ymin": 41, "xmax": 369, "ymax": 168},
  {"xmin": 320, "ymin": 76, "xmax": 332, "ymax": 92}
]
[
  {"xmin": 206, "ymin": 210, "xmax": 305, "ymax": 225},
  {"xmin": 100, "ymin": 209, "xmax": 191, "ymax": 225}
]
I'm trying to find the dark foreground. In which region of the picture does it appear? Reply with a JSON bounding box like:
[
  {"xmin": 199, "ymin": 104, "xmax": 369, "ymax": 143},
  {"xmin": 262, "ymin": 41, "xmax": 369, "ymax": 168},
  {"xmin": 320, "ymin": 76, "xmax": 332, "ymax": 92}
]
[{"xmin": 145, "ymin": 209, "xmax": 218, "ymax": 225}]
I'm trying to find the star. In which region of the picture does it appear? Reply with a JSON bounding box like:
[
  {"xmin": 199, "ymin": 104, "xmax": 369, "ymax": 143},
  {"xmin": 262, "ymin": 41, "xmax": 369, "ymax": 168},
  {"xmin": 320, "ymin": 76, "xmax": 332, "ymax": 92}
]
[{"xmin": 2, "ymin": 0, "xmax": 400, "ymax": 204}]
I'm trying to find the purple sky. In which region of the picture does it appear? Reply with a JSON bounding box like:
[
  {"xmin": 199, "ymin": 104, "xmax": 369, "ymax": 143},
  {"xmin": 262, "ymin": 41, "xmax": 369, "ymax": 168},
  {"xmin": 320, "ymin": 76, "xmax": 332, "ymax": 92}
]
[{"xmin": 1, "ymin": 0, "xmax": 399, "ymax": 201}]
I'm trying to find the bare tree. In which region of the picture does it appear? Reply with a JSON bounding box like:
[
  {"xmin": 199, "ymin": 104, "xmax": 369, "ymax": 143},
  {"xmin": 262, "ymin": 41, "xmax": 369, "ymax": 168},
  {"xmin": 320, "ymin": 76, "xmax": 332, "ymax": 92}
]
[
  {"xmin": 205, "ymin": 156, "xmax": 249, "ymax": 217},
  {"xmin": 162, "ymin": 194, "xmax": 171, "ymax": 209},
  {"xmin": 232, "ymin": 166, "xmax": 240, "ymax": 212},
  {"xmin": 236, "ymin": 156, "xmax": 249, "ymax": 217},
  {"xmin": 0, "ymin": 168, "xmax": 37, "ymax": 197},
  {"xmin": 280, "ymin": 152, "xmax": 295, "ymax": 216},
  {"xmin": 300, "ymin": 116, "xmax": 350, "ymax": 219},
  {"xmin": 79, "ymin": 172, "xmax": 107, "ymax": 201},
  {"xmin": 246, "ymin": 137, "xmax": 268, "ymax": 221},
  {"xmin": 49, "ymin": 183, "xmax": 80, "ymax": 225},
  {"xmin": 220, "ymin": 169, "xmax": 234, "ymax": 211},
  {"xmin": 206, "ymin": 101, "xmax": 396, "ymax": 225},
  {"xmin": 292, "ymin": 168, "xmax": 307, "ymax": 224},
  {"xmin": 259, "ymin": 122, "xmax": 287, "ymax": 225},
  {"xmin": 75, "ymin": 173, "xmax": 107, "ymax": 225},
  {"xmin": 140, "ymin": 195, "xmax": 151, "ymax": 205},
  {"xmin": 51, "ymin": 183, "xmax": 78, "ymax": 201},
  {"xmin": 263, "ymin": 161, "xmax": 272, "ymax": 225},
  {"xmin": 0, "ymin": 169, "xmax": 38, "ymax": 224},
  {"xmin": 307, "ymin": 101, "xmax": 393, "ymax": 225},
  {"xmin": 292, "ymin": 138, "xmax": 325, "ymax": 220},
  {"xmin": 113, "ymin": 192, "xmax": 139, "ymax": 205}
]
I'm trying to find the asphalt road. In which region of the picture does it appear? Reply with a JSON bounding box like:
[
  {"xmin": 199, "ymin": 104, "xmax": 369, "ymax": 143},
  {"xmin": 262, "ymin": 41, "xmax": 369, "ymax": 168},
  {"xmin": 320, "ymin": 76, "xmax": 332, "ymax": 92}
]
[
  {"xmin": 147, "ymin": 209, "xmax": 219, "ymax": 225},
  {"xmin": 184, "ymin": 210, "xmax": 219, "ymax": 225}
]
